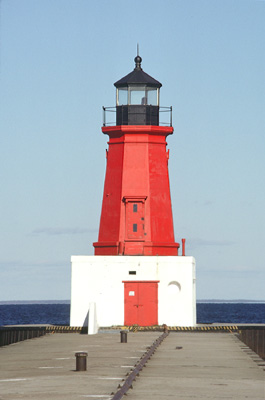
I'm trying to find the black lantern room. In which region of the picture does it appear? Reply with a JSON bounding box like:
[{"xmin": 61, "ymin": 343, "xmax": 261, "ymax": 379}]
[{"xmin": 114, "ymin": 54, "xmax": 162, "ymax": 126}]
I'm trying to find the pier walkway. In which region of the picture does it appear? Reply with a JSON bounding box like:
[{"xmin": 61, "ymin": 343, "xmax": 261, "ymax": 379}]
[{"xmin": 0, "ymin": 331, "xmax": 264, "ymax": 399}]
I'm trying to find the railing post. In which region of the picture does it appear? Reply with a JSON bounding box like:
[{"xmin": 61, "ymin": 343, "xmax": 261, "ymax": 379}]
[
  {"xmin": 102, "ymin": 106, "xmax": 105, "ymax": 126},
  {"xmin": 261, "ymin": 329, "xmax": 265, "ymax": 359}
]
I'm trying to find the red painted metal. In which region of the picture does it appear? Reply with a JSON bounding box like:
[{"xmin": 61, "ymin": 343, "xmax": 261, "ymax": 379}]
[
  {"xmin": 93, "ymin": 125, "xmax": 179, "ymax": 255},
  {"xmin": 123, "ymin": 281, "xmax": 159, "ymax": 326},
  {"xmin": 182, "ymin": 238, "xmax": 186, "ymax": 256}
]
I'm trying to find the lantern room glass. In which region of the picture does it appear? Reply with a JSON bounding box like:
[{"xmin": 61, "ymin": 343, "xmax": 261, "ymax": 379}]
[
  {"xmin": 147, "ymin": 88, "xmax": 158, "ymax": 105},
  {"xmin": 117, "ymin": 88, "xmax": 128, "ymax": 105},
  {"xmin": 117, "ymin": 87, "xmax": 159, "ymax": 106},
  {"xmin": 130, "ymin": 87, "xmax": 146, "ymax": 105}
]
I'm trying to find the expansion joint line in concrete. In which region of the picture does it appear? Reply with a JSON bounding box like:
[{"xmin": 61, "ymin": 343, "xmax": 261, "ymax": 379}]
[{"xmin": 111, "ymin": 331, "xmax": 169, "ymax": 400}]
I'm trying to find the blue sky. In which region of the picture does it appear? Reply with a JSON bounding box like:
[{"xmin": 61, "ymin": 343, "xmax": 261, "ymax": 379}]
[{"xmin": 0, "ymin": 0, "xmax": 264, "ymax": 301}]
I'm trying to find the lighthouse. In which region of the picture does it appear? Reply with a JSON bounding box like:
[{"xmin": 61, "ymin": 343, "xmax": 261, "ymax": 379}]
[
  {"xmin": 70, "ymin": 54, "xmax": 196, "ymax": 332},
  {"xmin": 93, "ymin": 54, "xmax": 179, "ymax": 257}
]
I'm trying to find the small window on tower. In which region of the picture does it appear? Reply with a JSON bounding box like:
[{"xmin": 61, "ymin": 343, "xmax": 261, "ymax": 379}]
[
  {"xmin": 133, "ymin": 224, "xmax": 137, "ymax": 232},
  {"xmin": 133, "ymin": 204, "xmax": 137, "ymax": 212}
]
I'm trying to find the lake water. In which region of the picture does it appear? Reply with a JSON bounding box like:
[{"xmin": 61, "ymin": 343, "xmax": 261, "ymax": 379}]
[{"xmin": 0, "ymin": 302, "xmax": 264, "ymax": 326}]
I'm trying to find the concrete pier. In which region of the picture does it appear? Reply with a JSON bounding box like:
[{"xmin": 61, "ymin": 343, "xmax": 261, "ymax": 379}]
[
  {"xmin": 0, "ymin": 331, "xmax": 264, "ymax": 399},
  {"xmin": 125, "ymin": 332, "xmax": 265, "ymax": 399}
]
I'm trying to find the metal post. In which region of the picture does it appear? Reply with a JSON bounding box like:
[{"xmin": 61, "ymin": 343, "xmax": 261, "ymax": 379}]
[
  {"xmin": 75, "ymin": 352, "xmax": 88, "ymax": 371},
  {"xmin": 182, "ymin": 238, "xmax": 186, "ymax": 256},
  {"xmin": 120, "ymin": 330, "xmax": 128, "ymax": 343}
]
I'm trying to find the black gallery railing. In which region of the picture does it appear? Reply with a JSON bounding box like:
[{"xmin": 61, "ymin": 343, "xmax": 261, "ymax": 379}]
[{"xmin": 102, "ymin": 106, "xmax": 172, "ymax": 127}]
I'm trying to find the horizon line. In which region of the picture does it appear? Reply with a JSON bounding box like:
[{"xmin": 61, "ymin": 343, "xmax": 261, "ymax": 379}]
[{"xmin": 1, "ymin": 299, "xmax": 265, "ymax": 305}]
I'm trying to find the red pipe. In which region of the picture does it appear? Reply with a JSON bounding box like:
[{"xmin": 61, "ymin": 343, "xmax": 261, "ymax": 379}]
[{"xmin": 182, "ymin": 238, "xmax": 186, "ymax": 256}]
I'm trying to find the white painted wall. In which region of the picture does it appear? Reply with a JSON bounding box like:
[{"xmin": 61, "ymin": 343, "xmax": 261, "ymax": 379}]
[{"xmin": 70, "ymin": 256, "xmax": 196, "ymax": 328}]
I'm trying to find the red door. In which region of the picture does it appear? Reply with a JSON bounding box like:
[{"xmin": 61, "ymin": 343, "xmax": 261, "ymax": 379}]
[
  {"xmin": 125, "ymin": 201, "xmax": 145, "ymax": 240},
  {"xmin": 123, "ymin": 281, "xmax": 159, "ymax": 326},
  {"xmin": 123, "ymin": 198, "xmax": 146, "ymax": 255}
]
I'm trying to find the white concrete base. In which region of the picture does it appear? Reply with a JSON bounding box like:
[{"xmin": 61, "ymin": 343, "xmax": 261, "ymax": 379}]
[{"xmin": 70, "ymin": 256, "xmax": 196, "ymax": 328}]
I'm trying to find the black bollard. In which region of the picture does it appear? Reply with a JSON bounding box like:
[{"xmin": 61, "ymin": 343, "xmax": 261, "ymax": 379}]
[
  {"xmin": 120, "ymin": 330, "xmax": 128, "ymax": 343},
  {"xmin": 75, "ymin": 352, "xmax": 88, "ymax": 371}
]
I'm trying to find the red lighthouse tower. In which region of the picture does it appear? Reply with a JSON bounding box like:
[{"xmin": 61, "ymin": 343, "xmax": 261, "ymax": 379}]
[{"xmin": 93, "ymin": 54, "xmax": 179, "ymax": 256}]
